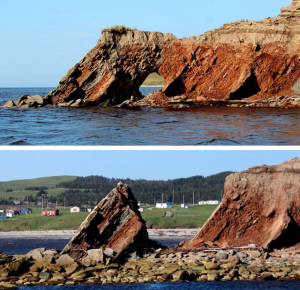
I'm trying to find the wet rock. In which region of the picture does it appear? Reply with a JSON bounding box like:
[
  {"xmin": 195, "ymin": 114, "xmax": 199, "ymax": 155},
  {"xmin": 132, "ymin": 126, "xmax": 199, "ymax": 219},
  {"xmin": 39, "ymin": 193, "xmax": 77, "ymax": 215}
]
[
  {"xmin": 4, "ymin": 100, "xmax": 15, "ymax": 108},
  {"xmin": 39, "ymin": 272, "xmax": 52, "ymax": 280}
]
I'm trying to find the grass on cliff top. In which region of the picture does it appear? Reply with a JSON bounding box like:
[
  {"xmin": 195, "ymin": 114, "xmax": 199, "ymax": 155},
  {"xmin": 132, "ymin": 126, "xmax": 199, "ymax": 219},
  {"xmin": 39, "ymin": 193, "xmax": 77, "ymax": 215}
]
[
  {"xmin": 101, "ymin": 25, "xmax": 137, "ymax": 34},
  {"xmin": 0, "ymin": 176, "xmax": 77, "ymax": 192},
  {"xmin": 0, "ymin": 205, "xmax": 217, "ymax": 231},
  {"xmin": 142, "ymin": 73, "xmax": 165, "ymax": 86},
  {"xmin": 233, "ymin": 18, "xmax": 249, "ymax": 23}
]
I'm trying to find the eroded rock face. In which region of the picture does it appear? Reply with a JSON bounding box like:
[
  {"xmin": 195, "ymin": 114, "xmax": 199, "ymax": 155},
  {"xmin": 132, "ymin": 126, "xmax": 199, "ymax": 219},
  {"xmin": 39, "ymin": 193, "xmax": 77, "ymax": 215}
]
[
  {"xmin": 60, "ymin": 183, "xmax": 151, "ymax": 261},
  {"xmin": 182, "ymin": 158, "xmax": 300, "ymax": 250},
  {"xmin": 43, "ymin": 1, "xmax": 300, "ymax": 107}
]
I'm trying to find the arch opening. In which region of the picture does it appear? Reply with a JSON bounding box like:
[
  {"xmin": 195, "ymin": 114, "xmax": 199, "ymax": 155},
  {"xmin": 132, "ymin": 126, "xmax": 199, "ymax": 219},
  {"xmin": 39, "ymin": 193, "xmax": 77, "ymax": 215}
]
[{"xmin": 139, "ymin": 73, "xmax": 165, "ymax": 96}]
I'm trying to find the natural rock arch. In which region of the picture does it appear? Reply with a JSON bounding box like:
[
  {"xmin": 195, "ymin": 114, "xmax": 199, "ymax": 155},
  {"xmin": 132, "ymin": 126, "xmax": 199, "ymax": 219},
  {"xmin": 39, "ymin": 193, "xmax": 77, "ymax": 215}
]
[{"xmin": 46, "ymin": 0, "xmax": 300, "ymax": 107}]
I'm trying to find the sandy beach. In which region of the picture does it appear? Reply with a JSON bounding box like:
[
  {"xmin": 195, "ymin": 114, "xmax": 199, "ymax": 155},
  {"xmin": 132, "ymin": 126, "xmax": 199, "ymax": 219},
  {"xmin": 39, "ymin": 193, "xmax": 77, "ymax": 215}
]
[{"xmin": 0, "ymin": 229, "xmax": 199, "ymax": 240}]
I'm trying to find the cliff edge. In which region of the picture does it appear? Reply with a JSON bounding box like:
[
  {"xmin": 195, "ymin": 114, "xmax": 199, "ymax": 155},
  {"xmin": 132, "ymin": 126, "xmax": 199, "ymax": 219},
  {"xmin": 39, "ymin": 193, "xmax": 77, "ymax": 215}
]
[{"xmin": 181, "ymin": 158, "xmax": 300, "ymax": 250}]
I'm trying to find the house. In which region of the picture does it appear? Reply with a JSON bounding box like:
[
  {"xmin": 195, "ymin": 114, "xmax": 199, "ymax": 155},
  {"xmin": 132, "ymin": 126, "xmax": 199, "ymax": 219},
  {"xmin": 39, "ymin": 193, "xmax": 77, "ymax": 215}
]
[
  {"xmin": 0, "ymin": 209, "xmax": 6, "ymax": 220},
  {"xmin": 156, "ymin": 202, "xmax": 172, "ymax": 209},
  {"xmin": 12, "ymin": 199, "xmax": 21, "ymax": 205},
  {"xmin": 70, "ymin": 206, "xmax": 87, "ymax": 213},
  {"xmin": 42, "ymin": 210, "xmax": 59, "ymax": 216},
  {"xmin": 87, "ymin": 208, "xmax": 93, "ymax": 212},
  {"xmin": 19, "ymin": 208, "xmax": 28, "ymax": 214},
  {"xmin": 6, "ymin": 210, "xmax": 15, "ymax": 218},
  {"xmin": 198, "ymin": 200, "xmax": 220, "ymax": 205},
  {"xmin": 181, "ymin": 204, "xmax": 187, "ymax": 208},
  {"xmin": 138, "ymin": 202, "xmax": 144, "ymax": 206},
  {"xmin": 138, "ymin": 208, "xmax": 144, "ymax": 212}
]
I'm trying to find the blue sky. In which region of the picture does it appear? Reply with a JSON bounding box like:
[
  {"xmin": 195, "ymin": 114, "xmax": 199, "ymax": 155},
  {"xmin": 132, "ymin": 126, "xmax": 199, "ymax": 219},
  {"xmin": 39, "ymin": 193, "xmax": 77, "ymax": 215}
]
[
  {"xmin": 0, "ymin": 149, "xmax": 298, "ymax": 181},
  {"xmin": 0, "ymin": 0, "xmax": 291, "ymax": 87}
]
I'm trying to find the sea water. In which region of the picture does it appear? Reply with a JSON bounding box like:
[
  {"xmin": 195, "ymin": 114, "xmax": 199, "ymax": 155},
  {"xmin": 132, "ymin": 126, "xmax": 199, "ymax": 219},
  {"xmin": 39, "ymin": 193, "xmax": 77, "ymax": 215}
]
[{"xmin": 1, "ymin": 87, "xmax": 300, "ymax": 146}]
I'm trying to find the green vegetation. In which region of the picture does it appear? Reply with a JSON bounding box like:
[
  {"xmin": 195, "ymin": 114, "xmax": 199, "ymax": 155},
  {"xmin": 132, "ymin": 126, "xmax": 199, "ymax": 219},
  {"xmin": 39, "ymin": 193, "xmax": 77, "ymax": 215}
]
[
  {"xmin": 0, "ymin": 176, "xmax": 77, "ymax": 192},
  {"xmin": 142, "ymin": 73, "xmax": 165, "ymax": 87},
  {"xmin": 0, "ymin": 210, "xmax": 89, "ymax": 231},
  {"xmin": 233, "ymin": 18, "xmax": 249, "ymax": 23},
  {"xmin": 101, "ymin": 25, "xmax": 137, "ymax": 34},
  {"xmin": 0, "ymin": 205, "xmax": 217, "ymax": 231},
  {"xmin": 141, "ymin": 204, "xmax": 218, "ymax": 228},
  {"xmin": 56, "ymin": 172, "xmax": 232, "ymax": 206}
]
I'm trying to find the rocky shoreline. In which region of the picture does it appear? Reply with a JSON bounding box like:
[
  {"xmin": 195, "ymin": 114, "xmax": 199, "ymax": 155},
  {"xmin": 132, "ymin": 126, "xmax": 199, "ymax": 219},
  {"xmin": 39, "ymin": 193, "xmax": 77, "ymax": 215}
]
[
  {"xmin": 0, "ymin": 229, "xmax": 198, "ymax": 240},
  {"xmin": 1, "ymin": 246, "xmax": 300, "ymax": 289},
  {"xmin": 4, "ymin": 93, "xmax": 300, "ymax": 109}
]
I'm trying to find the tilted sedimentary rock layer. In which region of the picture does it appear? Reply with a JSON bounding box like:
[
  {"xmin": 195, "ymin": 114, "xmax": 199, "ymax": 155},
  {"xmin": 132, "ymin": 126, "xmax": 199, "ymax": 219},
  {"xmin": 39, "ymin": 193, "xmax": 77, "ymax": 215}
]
[
  {"xmin": 182, "ymin": 158, "xmax": 300, "ymax": 250},
  {"xmin": 46, "ymin": 0, "xmax": 300, "ymax": 107},
  {"xmin": 60, "ymin": 183, "xmax": 150, "ymax": 261}
]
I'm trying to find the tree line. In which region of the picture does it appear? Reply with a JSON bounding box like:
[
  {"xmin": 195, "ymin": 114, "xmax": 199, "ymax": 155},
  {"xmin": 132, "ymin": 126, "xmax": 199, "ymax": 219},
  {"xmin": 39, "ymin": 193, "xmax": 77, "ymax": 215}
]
[{"xmin": 55, "ymin": 172, "xmax": 234, "ymax": 206}]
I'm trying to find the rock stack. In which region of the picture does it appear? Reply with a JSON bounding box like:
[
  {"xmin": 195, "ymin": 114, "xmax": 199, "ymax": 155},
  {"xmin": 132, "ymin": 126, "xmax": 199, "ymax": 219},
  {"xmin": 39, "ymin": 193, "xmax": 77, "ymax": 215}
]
[{"xmin": 60, "ymin": 182, "xmax": 153, "ymax": 262}]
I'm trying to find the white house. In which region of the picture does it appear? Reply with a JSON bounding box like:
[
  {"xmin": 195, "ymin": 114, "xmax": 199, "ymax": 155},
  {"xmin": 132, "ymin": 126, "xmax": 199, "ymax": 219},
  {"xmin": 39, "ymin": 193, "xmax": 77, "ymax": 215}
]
[
  {"xmin": 156, "ymin": 202, "xmax": 172, "ymax": 209},
  {"xmin": 6, "ymin": 211, "xmax": 14, "ymax": 218},
  {"xmin": 70, "ymin": 206, "xmax": 80, "ymax": 213},
  {"xmin": 198, "ymin": 200, "xmax": 220, "ymax": 205},
  {"xmin": 181, "ymin": 204, "xmax": 187, "ymax": 208},
  {"xmin": 138, "ymin": 202, "xmax": 144, "ymax": 206}
]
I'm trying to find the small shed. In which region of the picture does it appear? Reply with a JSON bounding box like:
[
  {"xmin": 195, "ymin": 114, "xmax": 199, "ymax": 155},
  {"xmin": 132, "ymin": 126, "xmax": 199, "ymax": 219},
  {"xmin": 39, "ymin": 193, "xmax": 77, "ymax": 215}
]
[
  {"xmin": 6, "ymin": 210, "xmax": 15, "ymax": 218},
  {"xmin": 156, "ymin": 202, "xmax": 172, "ymax": 209},
  {"xmin": 42, "ymin": 210, "xmax": 59, "ymax": 216},
  {"xmin": 70, "ymin": 206, "xmax": 80, "ymax": 213}
]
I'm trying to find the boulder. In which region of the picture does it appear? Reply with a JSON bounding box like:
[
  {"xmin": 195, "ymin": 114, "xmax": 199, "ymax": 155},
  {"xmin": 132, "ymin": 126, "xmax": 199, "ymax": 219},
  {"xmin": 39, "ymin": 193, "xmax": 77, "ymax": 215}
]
[
  {"xmin": 60, "ymin": 183, "xmax": 154, "ymax": 262},
  {"xmin": 26, "ymin": 248, "xmax": 45, "ymax": 260},
  {"xmin": 182, "ymin": 158, "xmax": 300, "ymax": 249},
  {"xmin": 4, "ymin": 100, "xmax": 15, "ymax": 108}
]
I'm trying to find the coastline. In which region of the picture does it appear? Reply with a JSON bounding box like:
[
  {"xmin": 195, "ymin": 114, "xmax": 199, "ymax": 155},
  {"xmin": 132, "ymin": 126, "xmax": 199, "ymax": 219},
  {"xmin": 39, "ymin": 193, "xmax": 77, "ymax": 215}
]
[{"xmin": 0, "ymin": 229, "xmax": 198, "ymax": 240}]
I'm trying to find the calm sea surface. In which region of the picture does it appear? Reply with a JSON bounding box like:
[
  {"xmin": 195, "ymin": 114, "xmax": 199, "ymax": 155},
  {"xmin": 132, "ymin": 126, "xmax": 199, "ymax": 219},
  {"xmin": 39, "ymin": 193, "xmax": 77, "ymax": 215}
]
[
  {"xmin": 1, "ymin": 87, "xmax": 300, "ymax": 146},
  {"xmin": 1, "ymin": 238, "xmax": 300, "ymax": 289}
]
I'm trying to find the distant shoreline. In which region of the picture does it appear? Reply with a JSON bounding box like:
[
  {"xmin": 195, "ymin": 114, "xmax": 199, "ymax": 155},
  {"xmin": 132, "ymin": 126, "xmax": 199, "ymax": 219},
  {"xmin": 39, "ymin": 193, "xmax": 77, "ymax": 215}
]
[
  {"xmin": 140, "ymin": 85, "xmax": 164, "ymax": 88},
  {"xmin": 0, "ymin": 229, "xmax": 198, "ymax": 240}
]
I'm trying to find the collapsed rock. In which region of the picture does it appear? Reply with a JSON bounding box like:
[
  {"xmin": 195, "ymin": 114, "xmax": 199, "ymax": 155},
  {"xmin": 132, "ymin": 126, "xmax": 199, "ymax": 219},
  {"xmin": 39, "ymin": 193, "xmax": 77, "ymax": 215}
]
[
  {"xmin": 60, "ymin": 183, "xmax": 158, "ymax": 262},
  {"xmin": 4, "ymin": 95, "xmax": 51, "ymax": 108},
  {"xmin": 181, "ymin": 158, "xmax": 300, "ymax": 250}
]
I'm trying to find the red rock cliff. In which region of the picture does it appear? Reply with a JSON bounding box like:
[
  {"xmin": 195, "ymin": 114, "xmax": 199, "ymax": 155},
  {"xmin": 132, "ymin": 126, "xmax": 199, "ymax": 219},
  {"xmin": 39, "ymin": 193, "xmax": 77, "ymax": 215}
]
[
  {"xmin": 182, "ymin": 158, "xmax": 300, "ymax": 250},
  {"xmin": 47, "ymin": 1, "xmax": 300, "ymax": 107}
]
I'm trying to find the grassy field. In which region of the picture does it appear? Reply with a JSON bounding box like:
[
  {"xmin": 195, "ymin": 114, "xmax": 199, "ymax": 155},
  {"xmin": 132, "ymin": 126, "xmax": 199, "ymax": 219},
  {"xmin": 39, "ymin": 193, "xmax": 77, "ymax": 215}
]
[
  {"xmin": 0, "ymin": 205, "xmax": 217, "ymax": 232},
  {"xmin": 142, "ymin": 73, "xmax": 165, "ymax": 86},
  {"xmin": 0, "ymin": 176, "xmax": 77, "ymax": 192}
]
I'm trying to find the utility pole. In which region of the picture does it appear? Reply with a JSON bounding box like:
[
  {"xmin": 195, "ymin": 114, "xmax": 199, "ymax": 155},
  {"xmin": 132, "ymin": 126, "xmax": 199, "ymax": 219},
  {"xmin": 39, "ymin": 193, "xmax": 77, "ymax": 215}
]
[
  {"xmin": 193, "ymin": 191, "xmax": 194, "ymax": 205},
  {"xmin": 162, "ymin": 193, "xmax": 163, "ymax": 202},
  {"xmin": 42, "ymin": 197, "xmax": 43, "ymax": 212},
  {"xmin": 27, "ymin": 196, "xmax": 28, "ymax": 211},
  {"xmin": 56, "ymin": 200, "xmax": 57, "ymax": 210},
  {"xmin": 199, "ymin": 192, "xmax": 200, "ymax": 202},
  {"xmin": 183, "ymin": 194, "xmax": 184, "ymax": 204},
  {"xmin": 172, "ymin": 189, "xmax": 174, "ymax": 205},
  {"xmin": 64, "ymin": 197, "xmax": 66, "ymax": 210},
  {"xmin": 166, "ymin": 194, "xmax": 167, "ymax": 203}
]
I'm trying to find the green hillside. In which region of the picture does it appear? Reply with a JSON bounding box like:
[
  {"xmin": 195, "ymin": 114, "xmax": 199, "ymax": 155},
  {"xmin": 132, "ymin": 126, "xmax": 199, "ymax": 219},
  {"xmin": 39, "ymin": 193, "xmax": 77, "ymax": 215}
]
[
  {"xmin": 0, "ymin": 205, "xmax": 217, "ymax": 231},
  {"xmin": 0, "ymin": 176, "xmax": 78, "ymax": 192},
  {"xmin": 142, "ymin": 73, "xmax": 165, "ymax": 86}
]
